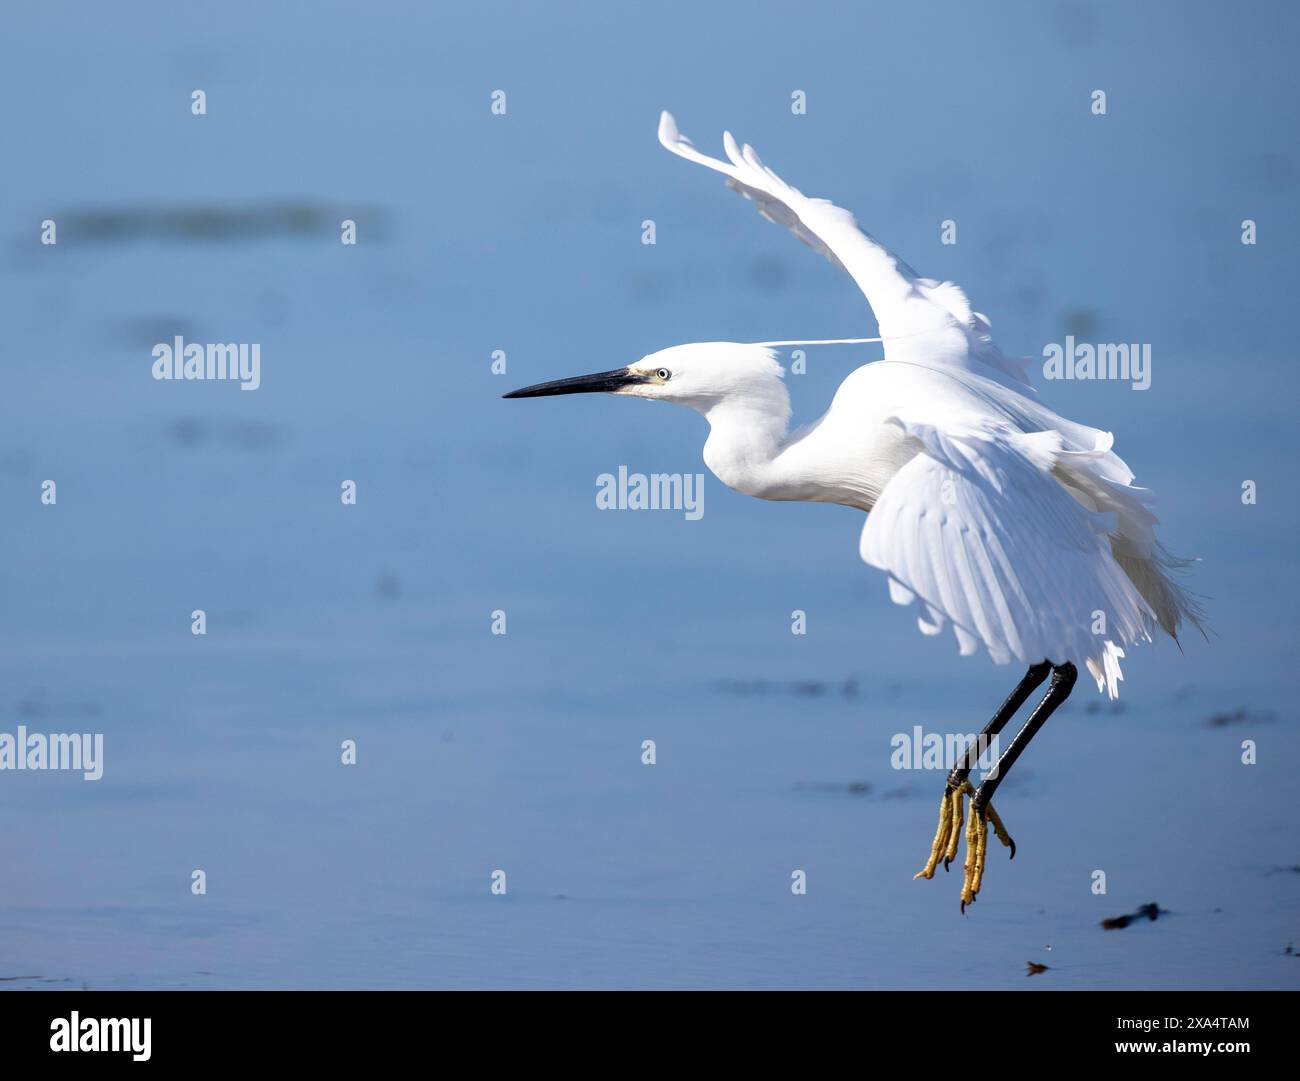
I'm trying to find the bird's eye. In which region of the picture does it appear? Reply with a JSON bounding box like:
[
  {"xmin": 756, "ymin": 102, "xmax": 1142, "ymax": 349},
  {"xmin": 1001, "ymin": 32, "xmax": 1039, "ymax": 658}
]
[{"xmin": 656, "ymin": 368, "xmax": 671, "ymax": 381}]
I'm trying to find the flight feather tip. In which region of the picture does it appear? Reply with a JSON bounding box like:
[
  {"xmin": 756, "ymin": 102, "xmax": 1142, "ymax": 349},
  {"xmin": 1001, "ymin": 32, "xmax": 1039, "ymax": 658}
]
[{"xmin": 658, "ymin": 110, "xmax": 679, "ymax": 148}]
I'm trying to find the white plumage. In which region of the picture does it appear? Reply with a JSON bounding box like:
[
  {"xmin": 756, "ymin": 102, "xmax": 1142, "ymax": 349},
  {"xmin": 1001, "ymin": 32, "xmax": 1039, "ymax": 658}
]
[
  {"xmin": 655, "ymin": 111, "xmax": 1201, "ymax": 696},
  {"xmin": 510, "ymin": 113, "xmax": 1204, "ymax": 697}
]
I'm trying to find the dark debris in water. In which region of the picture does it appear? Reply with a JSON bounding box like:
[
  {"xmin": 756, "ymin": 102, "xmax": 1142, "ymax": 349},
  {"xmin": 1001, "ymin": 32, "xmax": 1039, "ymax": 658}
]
[{"xmin": 1101, "ymin": 902, "xmax": 1166, "ymax": 930}]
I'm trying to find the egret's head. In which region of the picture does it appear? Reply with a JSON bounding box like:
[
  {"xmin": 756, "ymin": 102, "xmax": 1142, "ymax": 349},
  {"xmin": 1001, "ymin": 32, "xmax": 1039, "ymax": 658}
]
[{"xmin": 503, "ymin": 342, "xmax": 787, "ymax": 415}]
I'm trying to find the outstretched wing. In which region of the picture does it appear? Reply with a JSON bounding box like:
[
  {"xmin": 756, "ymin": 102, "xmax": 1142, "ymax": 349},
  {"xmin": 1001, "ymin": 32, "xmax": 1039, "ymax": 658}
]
[
  {"xmin": 858, "ymin": 415, "xmax": 1153, "ymax": 697},
  {"xmin": 658, "ymin": 111, "xmax": 1031, "ymax": 388}
]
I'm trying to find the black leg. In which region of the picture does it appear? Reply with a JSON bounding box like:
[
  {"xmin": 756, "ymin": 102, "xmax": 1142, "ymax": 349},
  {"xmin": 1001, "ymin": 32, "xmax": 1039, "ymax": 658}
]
[
  {"xmin": 915, "ymin": 661, "xmax": 1074, "ymax": 890},
  {"xmin": 971, "ymin": 662, "xmax": 1077, "ymax": 818},
  {"xmin": 927, "ymin": 662, "xmax": 1052, "ymax": 874},
  {"xmin": 945, "ymin": 661, "xmax": 1052, "ymax": 792}
]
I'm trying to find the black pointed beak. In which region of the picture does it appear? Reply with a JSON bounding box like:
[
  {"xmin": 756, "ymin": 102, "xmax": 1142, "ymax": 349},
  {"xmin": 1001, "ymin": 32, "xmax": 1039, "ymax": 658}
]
[{"xmin": 502, "ymin": 367, "xmax": 645, "ymax": 399}]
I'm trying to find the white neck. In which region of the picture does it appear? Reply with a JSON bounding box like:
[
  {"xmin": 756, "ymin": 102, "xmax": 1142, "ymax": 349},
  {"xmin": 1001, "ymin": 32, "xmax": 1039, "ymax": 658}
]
[
  {"xmin": 699, "ymin": 394, "xmax": 791, "ymax": 499},
  {"xmin": 699, "ymin": 389, "xmax": 884, "ymax": 510}
]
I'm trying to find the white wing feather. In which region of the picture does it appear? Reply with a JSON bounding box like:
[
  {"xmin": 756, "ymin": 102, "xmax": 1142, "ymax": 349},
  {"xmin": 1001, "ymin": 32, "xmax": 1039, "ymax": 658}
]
[
  {"xmin": 858, "ymin": 415, "xmax": 1154, "ymax": 697},
  {"xmin": 658, "ymin": 111, "xmax": 1031, "ymax": 388}
]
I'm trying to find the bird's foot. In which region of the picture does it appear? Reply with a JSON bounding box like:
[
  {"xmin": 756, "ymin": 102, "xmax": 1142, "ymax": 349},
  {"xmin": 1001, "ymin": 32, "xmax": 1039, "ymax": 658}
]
[
  {"xmin": 959, "ymin": 791, "xmax": 1015, "ymax": 912},
  {"xmin": 913, "ymin": 781, "xmax": 1015, "ymax": 911},
  {"xmin": 912, "ymin": 781, "xmax": 966, "ymax": 880}
]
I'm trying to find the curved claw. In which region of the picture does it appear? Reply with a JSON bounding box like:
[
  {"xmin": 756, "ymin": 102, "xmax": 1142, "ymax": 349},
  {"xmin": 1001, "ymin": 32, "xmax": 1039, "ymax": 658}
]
[{"xmin": 985, "ymin": 801, "xmax": 1017, "ymax": 862}]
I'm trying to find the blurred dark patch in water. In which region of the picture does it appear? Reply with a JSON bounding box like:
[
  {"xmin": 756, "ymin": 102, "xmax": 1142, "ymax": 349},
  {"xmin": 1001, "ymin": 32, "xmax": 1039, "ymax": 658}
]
[
  {"xmin": 1011, "ymin": 279, "xmax": 1046, "ymax": 317},
  {"xmin": 108, "ymin": 316, "xmax": 202, "ymax": 349},
  {"xmin": 17, "ymin": 698, "xmax": 101, "ymax": 720},
  {"xmin": 748, "ymin": 254, "xmax": 789, "ymax": 292},
  {"xmin": 625, "ymin": 269, "xmax": 669, "ymax": 304},
  {"xmin": 1060, "ymin": 307, "xmax": 1101, "ymax": 338},
  {"xmin": 1025, "ymin": 961, "xmax": 1049, "ymax": 976},
  {"xmin": 716, "ymin": 677, "xmax": 861, "ymax": 699},
  {"xmin": 1206, "ymin": 707, "xmax": 1275, "ymax": 728},
  {"xmin": 54, "ymin": 202, "xmax": 390, "ymax": 245},
  {"xmin": 164, "ymin": 417, "xmax": 289, "ymax": 452},
  {"xmin": 1101, "ymin": 901, "xmax": 1165, "ymax": 930},
  {"xmin": 169, "ymin": 417, "xmax": 209, "ymax": 448},
  {"xmin": 793, "ymin": 780, "xmax": 871, "ymax": 796},
  {"xmin": 376, "ymin": 572, "xmax": 401, "ymax": 601}
]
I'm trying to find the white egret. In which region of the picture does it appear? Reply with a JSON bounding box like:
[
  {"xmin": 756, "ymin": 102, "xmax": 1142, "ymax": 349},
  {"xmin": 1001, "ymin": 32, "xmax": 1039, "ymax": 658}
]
[{"xmin": 505, "ymin": 112, "xmax": 1203, "ymax": 910}]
